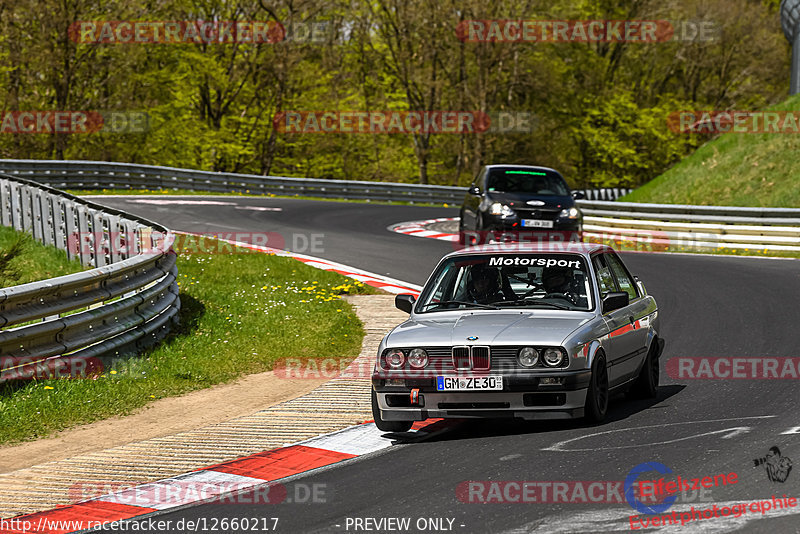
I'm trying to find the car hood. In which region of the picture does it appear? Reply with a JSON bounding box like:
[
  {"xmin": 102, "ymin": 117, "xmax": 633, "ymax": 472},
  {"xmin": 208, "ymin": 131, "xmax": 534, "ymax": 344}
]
[
  {"xmin": 387, "ymin": 311, "xmax": 590, "ymax": 347},
  {"xmin": 487, "ymin": 192, "xmax": 573, "ymax": 210}
]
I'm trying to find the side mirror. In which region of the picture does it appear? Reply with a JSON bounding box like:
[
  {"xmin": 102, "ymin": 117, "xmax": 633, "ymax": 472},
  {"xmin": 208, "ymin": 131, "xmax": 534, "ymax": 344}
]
[
  {"xmin": 571, "ymin": 190, "xmax": 586, "ymax": 200},
  {"xmin": 395, "ymin": 294, "xmax": 416, "ymax": 314},
  {"xmin": 468, "ymin": 186, "xmax": 481, "ymax": 196},
  {"xmin": 602, "ymin": 291, "xmax": 629, "ymax": 314}
]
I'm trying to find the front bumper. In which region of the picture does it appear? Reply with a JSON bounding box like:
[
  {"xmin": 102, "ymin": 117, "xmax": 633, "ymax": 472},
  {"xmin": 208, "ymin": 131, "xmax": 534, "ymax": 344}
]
[
  {"xmin": 372, "ymin": 370, "xmax": 590, "ymax": 421},
  {"xmin": 482, "ymin": 213, "xmax": 582, "ymax": 233}
]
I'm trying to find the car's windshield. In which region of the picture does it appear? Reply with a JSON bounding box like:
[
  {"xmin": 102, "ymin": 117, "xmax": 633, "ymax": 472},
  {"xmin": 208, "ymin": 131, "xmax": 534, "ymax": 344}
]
[
  {"xmin": 486, "ymin": 168, "xmax": 570, "ymax": 196},
  {"xmin": 417, "ymin": 254, "xmax": 593, "ymax": 312}
]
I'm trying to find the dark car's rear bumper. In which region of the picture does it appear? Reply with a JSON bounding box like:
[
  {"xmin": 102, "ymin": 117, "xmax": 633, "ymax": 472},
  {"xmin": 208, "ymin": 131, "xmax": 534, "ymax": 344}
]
[{"xmin": 372, "ymin": 370, "xmax": 591, "ymax": 421}]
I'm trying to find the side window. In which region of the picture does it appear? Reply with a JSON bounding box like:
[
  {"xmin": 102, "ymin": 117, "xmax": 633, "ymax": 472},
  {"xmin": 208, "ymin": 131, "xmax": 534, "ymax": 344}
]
[
  {"xmin": 422, "ymin": 263, "xmax": 455, "ymax": 306},
  {"xmin": 592, "ymin": 255, "xmax": 617, "ymax": 296},
  {"xmin": 605, "ymin": 253, "xmax": 638, "ymax": 300}
]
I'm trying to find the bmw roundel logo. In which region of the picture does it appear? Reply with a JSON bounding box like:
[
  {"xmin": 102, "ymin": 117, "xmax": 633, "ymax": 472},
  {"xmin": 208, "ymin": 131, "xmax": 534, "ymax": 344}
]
[{"xmin": 467, "ymin": 336, "xmax": 479, "ymax": 341}]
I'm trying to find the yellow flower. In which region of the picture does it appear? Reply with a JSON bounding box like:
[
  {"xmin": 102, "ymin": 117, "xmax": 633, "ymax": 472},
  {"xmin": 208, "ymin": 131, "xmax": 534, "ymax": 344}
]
[
  {"xmin": 44, "ymin": 386, "xmax": 54, "ymax": 390},
  {"xmin": 110, "ymin": 370, "xmax": 117, "ymax": 375}
]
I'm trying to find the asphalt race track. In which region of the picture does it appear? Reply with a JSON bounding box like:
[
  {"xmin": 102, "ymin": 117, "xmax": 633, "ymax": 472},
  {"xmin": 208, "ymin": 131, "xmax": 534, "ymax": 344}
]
[{"xmin": 94, "ymin": 195, "xmax": 800, "ymax": 534}]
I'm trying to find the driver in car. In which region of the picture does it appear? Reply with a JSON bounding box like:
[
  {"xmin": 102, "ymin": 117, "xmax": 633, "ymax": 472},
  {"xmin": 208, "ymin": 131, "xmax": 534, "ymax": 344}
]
[
  {"xmin": 541, "ymin": 265, "xmax": 582, "ymax": 306},
  {"xmin": 467, "ymin": 264, "xmax": 515, "ymax": 304}
]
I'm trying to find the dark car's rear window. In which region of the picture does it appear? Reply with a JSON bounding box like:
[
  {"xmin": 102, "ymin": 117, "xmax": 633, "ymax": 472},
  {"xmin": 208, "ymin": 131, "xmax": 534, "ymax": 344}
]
[{"xmin": 487, "ymin": 168, "xmax": 569, "ymax": 196}]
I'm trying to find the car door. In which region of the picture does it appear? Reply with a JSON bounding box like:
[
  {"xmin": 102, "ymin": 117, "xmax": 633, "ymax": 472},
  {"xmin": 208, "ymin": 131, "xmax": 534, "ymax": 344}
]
[
  {"xmin": 592, "ymin": 254, "xmax": 624, "ymax": 387},
  {"xmin": 597, "ymin": 252, "xmax": 649, "ymax": 385},
  {"xmin": 592, "ymin": 253, "xmax": 642, "ymax": 387}
]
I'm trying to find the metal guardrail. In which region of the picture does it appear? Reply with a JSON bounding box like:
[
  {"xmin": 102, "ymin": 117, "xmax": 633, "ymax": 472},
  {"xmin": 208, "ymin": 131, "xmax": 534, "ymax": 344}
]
[
  {"xmin": 0, "ymin": 173, "xmax": 180, "ymax": 381},
  {"xmin": 0, "ymin": 159, "xmax": 631, "ymax": 203},
  {"xmin": 578, "ymin": 200, "xmax": 800, "ymax": 252},
  {"xmin": 1, "ymin": 159, "xmax": 794, "ymax": 253}
]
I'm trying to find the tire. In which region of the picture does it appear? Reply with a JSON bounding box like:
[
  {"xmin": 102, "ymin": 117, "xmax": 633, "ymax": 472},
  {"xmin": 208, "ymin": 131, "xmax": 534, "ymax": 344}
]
[
  {"xmin": 584, "ymin": 353, "xmax": 609, "ymax": 423},
  {"xmin": 371, "ymin": 389, "xmax": 413, "ymax": 432},
  {"xmin": 629, "ymin": 339, "xmax": 659, "ymax": 399}
]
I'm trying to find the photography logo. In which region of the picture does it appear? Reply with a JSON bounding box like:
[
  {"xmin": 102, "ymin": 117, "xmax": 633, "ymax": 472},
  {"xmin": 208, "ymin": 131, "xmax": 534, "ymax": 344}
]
[
  {"xmin": 753, "ymin": 446, "xmax": 793, "ymax": 483},
  {"xmin": 624, "ymin": 462, "xmax": 676, "ymax": 514}
]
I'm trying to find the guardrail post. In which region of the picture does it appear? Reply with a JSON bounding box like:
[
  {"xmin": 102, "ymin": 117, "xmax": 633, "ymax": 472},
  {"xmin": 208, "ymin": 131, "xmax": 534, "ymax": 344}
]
[
  {"xmin": 0, "ymin": 181, "xmax": 11, "ymax": 227},
  {"xmin": 107, "ymin": 215, "xmax": 124, "ymax": 263},
  {"xmin": 40, "ymin": 195, "xmax": 55, "ymax": 246},
  {"xmin": 92, "ymin": 212, "xmax": 108, "ymax": 267},
  {"xmin": 54, "ymin": 197, "xmax": 69, "ymax": 254},
  {"xmin": 124, "ymin": 222, "xmax": 140, "ymax": 257},
  {"xmin": 30, "ymin": 188, "xmax": 45, "ymax": 242},
  {"xmin": 9, "ymin": 182, "xmax": 22, "ymax": 231},
  {"xmin": 20, "ymin": 186, "xmax": 34, "ymax": 234},
  {"xmin": 69, "ymin": 203, "xmax": 94, "ymax": 266}
]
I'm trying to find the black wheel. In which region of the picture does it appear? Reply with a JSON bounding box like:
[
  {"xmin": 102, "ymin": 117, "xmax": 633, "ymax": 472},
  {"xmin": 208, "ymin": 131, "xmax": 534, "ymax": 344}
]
[
  {"xmin": 584, "ymin": 353, "xmax": 609, "ymax": 423},
  {"xmin": 629, "ymin": 339, "xmax": 659, "ymax": 399},
  {"xmin": 371, "ymin": 389, "xmax": 413, "ymax": 432}
]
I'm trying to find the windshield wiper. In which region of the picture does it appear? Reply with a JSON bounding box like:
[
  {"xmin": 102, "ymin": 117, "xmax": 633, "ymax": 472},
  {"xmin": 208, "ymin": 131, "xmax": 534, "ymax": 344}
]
[
  {"xmin": 491, "ymin": 299, "xmax": 571, "ymax": 310},
  {"xmin": 421, "ymin": 300, "xmax": 499, "ymax": 310}
]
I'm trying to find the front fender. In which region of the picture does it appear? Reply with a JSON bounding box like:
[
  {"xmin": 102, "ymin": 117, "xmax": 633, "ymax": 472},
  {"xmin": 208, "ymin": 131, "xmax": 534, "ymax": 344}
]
[{"xmin": 586, "ymin": 339, "xmax": 607, "ymax": 369}]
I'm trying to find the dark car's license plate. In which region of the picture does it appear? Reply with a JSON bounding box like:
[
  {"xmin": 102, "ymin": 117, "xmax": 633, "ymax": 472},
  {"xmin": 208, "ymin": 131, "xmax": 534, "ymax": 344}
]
[{"xmin": 521, "ymin": 219, "xmax": 554, "ymax": 228}]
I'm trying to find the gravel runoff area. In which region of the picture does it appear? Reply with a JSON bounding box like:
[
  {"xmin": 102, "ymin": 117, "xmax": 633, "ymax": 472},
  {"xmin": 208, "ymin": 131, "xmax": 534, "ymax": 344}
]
[{"xmin": 0, "ymin": 294, "xmax": 405, "ymax": 518}]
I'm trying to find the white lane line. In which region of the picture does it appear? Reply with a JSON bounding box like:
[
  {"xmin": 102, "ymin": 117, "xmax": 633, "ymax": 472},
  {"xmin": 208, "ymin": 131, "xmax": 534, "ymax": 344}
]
[
  {"xmin": 126, "ymin": 199, "xmax": 238, "ymax": 206},
  {"xmin": 542, "ymin": 416, "xmax": 777, "ymax": 452},
  {"xmin": 235, "ymin": 206, "xmax": 282, "ymax": 211}
]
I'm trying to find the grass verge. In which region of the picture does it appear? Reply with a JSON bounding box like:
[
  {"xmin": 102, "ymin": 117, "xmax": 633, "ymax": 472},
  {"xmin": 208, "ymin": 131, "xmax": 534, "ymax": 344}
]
[
  {"xmin": 0, "ymin": 226, "xmax": 84, "ymax": 286},
  {"xmin": 0, "ymin": 236, "xmax": 377, "ymax": 444},
  {"xmin": 622, "ymin": 93, "xmax": 800, "ymax": 207}
]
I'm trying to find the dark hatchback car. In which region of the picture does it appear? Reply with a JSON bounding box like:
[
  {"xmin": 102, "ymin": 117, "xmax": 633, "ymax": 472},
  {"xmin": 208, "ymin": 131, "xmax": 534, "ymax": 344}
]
[{"xmin": 459, "ymin": 165, "xmax": 584, "ymax": 244}]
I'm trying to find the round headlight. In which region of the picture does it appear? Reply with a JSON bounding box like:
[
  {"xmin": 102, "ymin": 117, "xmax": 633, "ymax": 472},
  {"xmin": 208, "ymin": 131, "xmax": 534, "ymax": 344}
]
[
  {"xmin": 408, "ymin": 348, "xmax": 429, "ymax": 369},
  {"xmin": 559, "ymin": 207, "xmax": 580, "ymax": 219},
  {"xmin": 385, "ymin": 349, "xmax": 405, "ymax": 369},
  {"xmin": 543, "ymin": 348, "xmax": 565, "ymax": 367},
  {"xmin": 518, "ymin": 347, "xmax": 539, "ymax": 367}
]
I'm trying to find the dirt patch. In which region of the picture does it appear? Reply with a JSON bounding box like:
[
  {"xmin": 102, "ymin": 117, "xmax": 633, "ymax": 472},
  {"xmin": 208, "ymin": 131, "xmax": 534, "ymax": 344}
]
[{"xmin": 0, "ymin": 372, "xmax": 326, "ymax": 473}]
